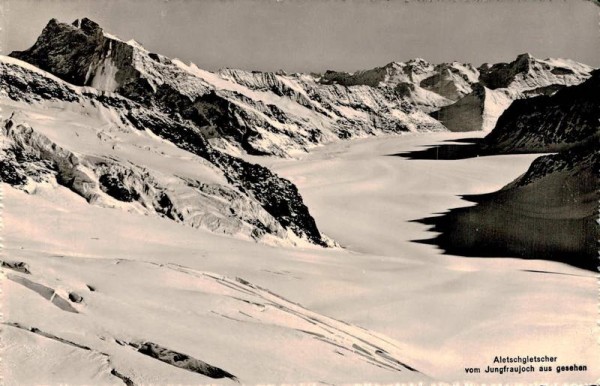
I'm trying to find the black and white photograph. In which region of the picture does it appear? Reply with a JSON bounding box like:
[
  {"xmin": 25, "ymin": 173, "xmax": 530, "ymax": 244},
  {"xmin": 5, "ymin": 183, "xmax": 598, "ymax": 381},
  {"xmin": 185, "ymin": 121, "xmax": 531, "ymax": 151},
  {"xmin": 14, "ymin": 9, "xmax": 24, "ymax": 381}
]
[{"xmin": 0, "ymin": 0, "xmax": 598, "ymax": 384}]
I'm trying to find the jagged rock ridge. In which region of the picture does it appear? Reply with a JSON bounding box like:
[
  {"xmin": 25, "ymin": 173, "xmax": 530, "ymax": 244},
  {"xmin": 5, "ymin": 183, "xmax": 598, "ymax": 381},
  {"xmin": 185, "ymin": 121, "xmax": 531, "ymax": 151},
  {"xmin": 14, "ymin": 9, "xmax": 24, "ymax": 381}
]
[{"xmin": 11, "ymin": 18, "xmax": 446, "ymax": 158}]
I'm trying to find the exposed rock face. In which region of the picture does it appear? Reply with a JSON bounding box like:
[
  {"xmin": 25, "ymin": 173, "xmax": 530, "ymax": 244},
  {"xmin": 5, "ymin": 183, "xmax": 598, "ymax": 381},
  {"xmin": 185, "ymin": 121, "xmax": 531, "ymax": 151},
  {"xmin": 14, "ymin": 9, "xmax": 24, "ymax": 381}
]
[
  {"xmin": 11, "ymin": 19, "xmax": 105, "ymax": 85},
  {"xmin": 0, "ymin": 260, "xmax": 31, "ymax": 274},
  {"xmin": 432, "ymin": 53, "xmax": 593, "ymax": 132},
  {"xmin": 11, "ymin": 18, "xmax": 446, "ymax": 157},
  {"xmin": 0, "ymin": 56, "xmax": 326, "ymax": 245},
  {"xmin": 132, "ymin": 341, "xmax": 238, "ymax": 380},
  {"xmin": 11, "ymin": 19, "xmax": 593, "ymax": 149},
  {"xmin": 483, "ymin": 70, "xmax": 600, "ymax": 153},
  {"xmin": 68, "ymin": 292, "xmax": 84, "ymax": 303},
  {"xmin": 478, "ymin": 53, "xmax": 534, "ymax": 90}
]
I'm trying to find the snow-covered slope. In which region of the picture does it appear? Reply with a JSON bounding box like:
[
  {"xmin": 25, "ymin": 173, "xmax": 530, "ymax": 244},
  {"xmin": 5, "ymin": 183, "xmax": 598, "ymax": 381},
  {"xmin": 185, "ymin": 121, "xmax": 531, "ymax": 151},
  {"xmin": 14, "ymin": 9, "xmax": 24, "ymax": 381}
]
[
  {"xmin": 3, "ymin": 132, "xmax": 597, "ymax": 384},
  {"xmin": 432, "ymin": 53, "xmax": 593, "ymax": 132},
  {"xmin": 11, "ymin": 18, "xmax": 446, "ymax": 157},
  {"xmin": 0, "ymin": 55, "xmax": 329, "ymax": 246},
  {"xmin": 1, "ymin": 183, "xmax": 428, "ymax": 385}
]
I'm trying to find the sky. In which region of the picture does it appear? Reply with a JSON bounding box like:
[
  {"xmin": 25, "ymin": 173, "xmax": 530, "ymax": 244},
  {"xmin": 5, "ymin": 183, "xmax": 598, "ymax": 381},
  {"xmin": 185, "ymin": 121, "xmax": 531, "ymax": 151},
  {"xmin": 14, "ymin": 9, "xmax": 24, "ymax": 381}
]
[{"xmin": 1, "ymin": 0, "xmax": 598, "ymax": 73}]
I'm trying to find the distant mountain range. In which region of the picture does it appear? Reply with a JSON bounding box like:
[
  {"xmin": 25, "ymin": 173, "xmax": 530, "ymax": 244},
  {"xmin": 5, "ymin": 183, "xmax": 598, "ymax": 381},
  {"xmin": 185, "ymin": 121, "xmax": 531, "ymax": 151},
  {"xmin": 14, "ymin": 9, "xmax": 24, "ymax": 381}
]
[
  {"xmin": 2, "ymin": 17, "xmax": 598, "ymax": 252},
  {"xmin": 11, "ymin": 18, "xmax": 593, "ymax": 154}
]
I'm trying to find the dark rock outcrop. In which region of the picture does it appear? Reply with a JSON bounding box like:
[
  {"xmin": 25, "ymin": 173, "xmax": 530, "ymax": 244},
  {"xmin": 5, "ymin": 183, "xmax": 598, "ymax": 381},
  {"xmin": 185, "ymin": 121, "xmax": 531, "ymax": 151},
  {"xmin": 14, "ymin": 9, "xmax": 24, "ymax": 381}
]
[
  {"xmin": 131, "ymin": 341, "xmax": 238, "ymax": 381},
  {"xmin": 0, "ymin": 260, "xmax": 31, "ymax": 274},
  {"xmin": 12, "ymin": 18, "xmax": 105, "ymax": 85},
  {"xmin": 68, "ymin": 292, "xmax": 84, "ymax": 303}
]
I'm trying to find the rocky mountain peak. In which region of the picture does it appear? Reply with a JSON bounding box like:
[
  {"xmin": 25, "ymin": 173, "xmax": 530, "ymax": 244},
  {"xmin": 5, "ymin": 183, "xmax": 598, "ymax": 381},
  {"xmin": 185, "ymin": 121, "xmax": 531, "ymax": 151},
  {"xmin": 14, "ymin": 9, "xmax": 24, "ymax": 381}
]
[
  {"xmin": 478, "ymin": 53, "xmax": 533, "ymax": 89},
  {"xmin": 11, "ymin": 18, "xmax": 107, "ymax": 86},
  {"xmin": 403, "ymin": 58, "xmax": 431, "ymax": 70},
  {"xmin": 72, "ymin": 17, "xmax": 103, "ymax": 36},
  {"xmin": 514, "ymin": 52, "xmax": 534, "ymax": 70},
  {"xmin": 515, "ymin": 52, "xmax": 533, "ymax": 61},
  {"xmin": 383, "ymin": 59, "xmax": 433, "ymax": 78},
  {"xmin": 476, "ymin": 52, "xmax": 589, "ymax": 91}
]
